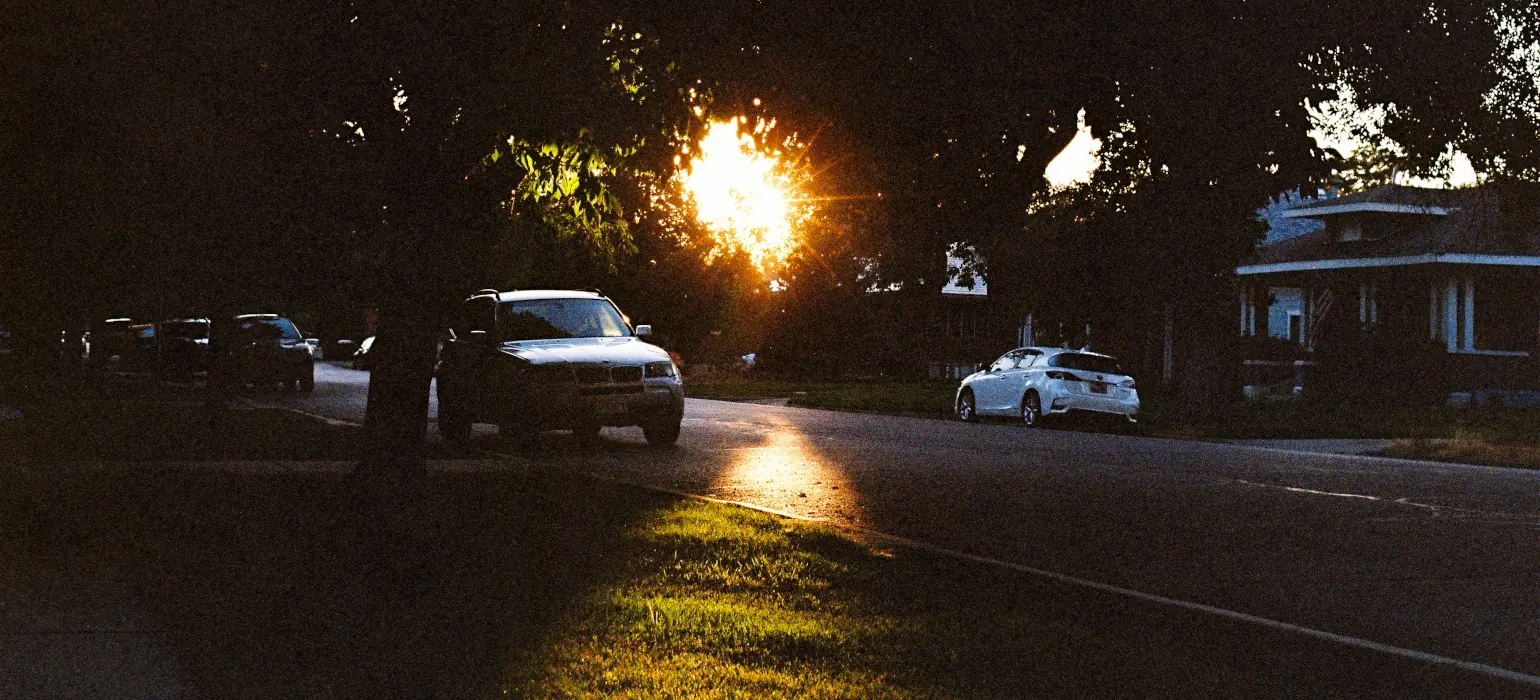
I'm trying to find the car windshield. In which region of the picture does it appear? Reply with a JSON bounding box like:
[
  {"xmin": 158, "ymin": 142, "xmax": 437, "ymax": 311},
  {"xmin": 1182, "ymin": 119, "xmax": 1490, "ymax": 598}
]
[
  {"xmin": 239, "ymin": 318, "xmax": 301, "ymax": 341},
  {"xmin": 498, "ymin": 299, "xmax": 629, "ymax": 341},
  {"xmin": 1052, "ymin": 353, "xmax": 1123, "ymax": 375}
]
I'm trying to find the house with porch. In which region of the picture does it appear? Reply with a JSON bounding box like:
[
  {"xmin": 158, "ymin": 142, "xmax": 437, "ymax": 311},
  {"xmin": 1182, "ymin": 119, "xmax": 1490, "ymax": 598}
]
[{"xmin": 1237, "ymin": 184, "xmax": 1540, "ymax": 405}]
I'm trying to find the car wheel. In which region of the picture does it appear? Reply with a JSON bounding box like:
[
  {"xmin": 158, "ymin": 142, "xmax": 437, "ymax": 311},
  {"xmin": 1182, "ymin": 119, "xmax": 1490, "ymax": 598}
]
[
  {"xmin": 299, "ymin": 367, "xmax": 315, "ymax": 393},
  {"xmin": 1021, "ymin": 391, "xmax": 1043, "ymax": 427},
  {"xmin": 957, "ymin": 389, "xmax": 979, "ymax": 423},
  {"xmin": 642, "ymin": 414, "xmax": 682, "ymax": 448}
]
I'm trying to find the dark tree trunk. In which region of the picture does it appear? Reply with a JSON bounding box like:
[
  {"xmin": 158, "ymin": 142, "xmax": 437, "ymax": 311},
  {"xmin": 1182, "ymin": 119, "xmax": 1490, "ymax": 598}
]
[
  {"xmin": 350, "ymin": 90, "xmax": 478, "ymax": 488},
  {"xmin": 353, "ymin": 152, "xmax": 468, "ymax": 487},
  {"xmin": 357, "ymin": 285, "xmax": 445, "ymax": 483}
]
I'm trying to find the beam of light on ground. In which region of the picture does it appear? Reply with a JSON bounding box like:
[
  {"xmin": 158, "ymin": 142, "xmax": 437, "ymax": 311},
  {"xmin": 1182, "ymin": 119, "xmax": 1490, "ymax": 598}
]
[{"xmin": 708, "ymin": 419, "xmax": 863, "ymax": 524}]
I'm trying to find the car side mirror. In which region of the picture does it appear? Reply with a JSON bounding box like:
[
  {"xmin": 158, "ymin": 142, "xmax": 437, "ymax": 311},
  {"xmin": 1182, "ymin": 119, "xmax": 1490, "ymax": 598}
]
[{"xmin": 634, "ymin": 324, "xmax": 653, "ymax": 338}]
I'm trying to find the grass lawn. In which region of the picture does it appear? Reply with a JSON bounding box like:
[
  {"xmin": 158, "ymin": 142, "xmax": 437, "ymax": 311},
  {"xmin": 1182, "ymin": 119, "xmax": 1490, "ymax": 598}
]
[
  {"xmin": 3, "ymin": 372, "xmax": 461, "ymax": 462},
  {"xmin": 9, "ymin": 397, "xmax": 370, "ymax": 461},
  {"xmin": 1381, "ymin": 422, "xmax": 1540, "ymax": 470}
]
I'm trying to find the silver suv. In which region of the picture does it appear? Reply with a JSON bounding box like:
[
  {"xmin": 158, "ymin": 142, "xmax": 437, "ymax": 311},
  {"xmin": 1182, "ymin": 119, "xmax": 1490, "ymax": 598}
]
[{"xmin": 435, "ymin": 290, "xmax": 684, "ymax": 446}]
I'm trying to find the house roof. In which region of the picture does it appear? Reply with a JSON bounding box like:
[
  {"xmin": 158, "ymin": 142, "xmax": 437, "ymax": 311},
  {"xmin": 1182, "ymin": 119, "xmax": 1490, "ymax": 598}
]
[
  {"xmin": 1277, "ymin": 184, "xmax": 1460, "ymax": 218},
  {"xmin": 1241, "ymin": 185, "xmax": 1540, "ymax": 274}
]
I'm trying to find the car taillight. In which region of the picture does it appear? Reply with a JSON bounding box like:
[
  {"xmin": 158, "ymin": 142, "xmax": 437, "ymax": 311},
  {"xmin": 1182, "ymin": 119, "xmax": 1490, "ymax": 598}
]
[
  {"xmin": 1120, "ymin": 378, "xmax": 1136, "ymax": 389},
  {"xmin": 1045, "ymin": 370, "xmax": 1076, "ymax": 381}
]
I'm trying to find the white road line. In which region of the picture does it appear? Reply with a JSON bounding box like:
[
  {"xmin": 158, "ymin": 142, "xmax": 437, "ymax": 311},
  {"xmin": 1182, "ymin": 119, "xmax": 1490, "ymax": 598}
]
[{"xmin": 1233, "ymin": 478, "xmax": 1540, "ymax": 522}]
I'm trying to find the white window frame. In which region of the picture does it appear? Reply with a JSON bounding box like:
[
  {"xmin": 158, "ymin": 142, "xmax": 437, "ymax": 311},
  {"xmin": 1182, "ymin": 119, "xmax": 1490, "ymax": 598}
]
[{"xmin": 1358, "ymin": 281, "xmax": 1378, "ymax": 325}]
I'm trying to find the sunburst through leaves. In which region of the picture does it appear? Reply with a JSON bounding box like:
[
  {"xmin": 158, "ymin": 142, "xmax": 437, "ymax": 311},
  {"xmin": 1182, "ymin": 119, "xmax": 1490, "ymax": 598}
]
[{"xmin": 676, "ymin": 117, "xmax": 811, "ymax": 271}]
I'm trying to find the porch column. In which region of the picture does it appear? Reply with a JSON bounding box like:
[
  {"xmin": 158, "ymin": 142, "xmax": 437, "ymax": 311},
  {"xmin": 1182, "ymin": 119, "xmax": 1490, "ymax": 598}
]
[
  {"xmin": 1463, "ymin": 278, "xmax": 1476, "ymax": 351},
  {"xmin": 1429, "ymin": 283, "xmax": 1440, "ymax": 341},
  {"xmin": 1162, "ymin": 303, "xmax": 1175, "ymax": 382},
  {"xmin": 1446, "ymin": 279, "xmax": 1459, "ymax": 353},
  {"xmin": 1358, "ymin": 281, "xmax": 1377, "ymax": 325}
]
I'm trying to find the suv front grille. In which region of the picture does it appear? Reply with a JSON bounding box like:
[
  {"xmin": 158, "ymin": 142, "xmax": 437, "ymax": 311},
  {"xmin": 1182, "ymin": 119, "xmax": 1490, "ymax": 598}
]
[{"xmin": 573, "ymin": 364, "xmax": 645, "ymax": 395}]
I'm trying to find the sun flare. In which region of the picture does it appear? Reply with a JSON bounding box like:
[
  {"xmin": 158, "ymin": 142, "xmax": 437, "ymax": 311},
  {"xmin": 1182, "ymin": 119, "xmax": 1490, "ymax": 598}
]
[{"xmin": 679, "ymin": 118, "xmax": 807, "ymax": 270}]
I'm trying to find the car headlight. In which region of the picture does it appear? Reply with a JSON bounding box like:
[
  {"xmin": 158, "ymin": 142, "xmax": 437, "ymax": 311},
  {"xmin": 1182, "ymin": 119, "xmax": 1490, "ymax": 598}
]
[{"xmin": 644, "ymin": 361, "xmax": 678, "ymax": 378}]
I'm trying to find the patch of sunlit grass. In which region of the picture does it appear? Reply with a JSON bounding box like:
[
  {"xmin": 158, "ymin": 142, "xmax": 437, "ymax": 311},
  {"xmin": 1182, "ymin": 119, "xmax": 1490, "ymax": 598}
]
[
  {"xmin": 638, "ymin": 504, "xmax": 846, "ymax": 599},
  {"xmin": 527, "ymin": 643, "xmax": 902, "ymax": 699},
  {"xmin": 513, "ymin": 501, "xmax": 907, "ymax": 697}
]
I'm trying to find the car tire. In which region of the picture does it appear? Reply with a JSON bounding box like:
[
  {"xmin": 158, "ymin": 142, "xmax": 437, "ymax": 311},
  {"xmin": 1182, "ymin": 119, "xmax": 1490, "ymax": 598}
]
[
  {"xmin": 1021, "ymin": 391, "xmax": 1043, "ymax": 428},
  {"xmin": 642, "ymin": 414, "xmax": 682, "ymax": 448},
  {"xmin": 957, "ymin": 389, "xmax": 979, "ymax": 423},
  {"xmin": 299, "ymin": 366, "xmax": 315, "ymax": 393}
]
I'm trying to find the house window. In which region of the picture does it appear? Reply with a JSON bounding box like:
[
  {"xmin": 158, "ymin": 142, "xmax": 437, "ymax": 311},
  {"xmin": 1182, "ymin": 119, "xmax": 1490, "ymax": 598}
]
[
  {"xmin": 946, "ymin": 304, "xmax": 987, "ymax": 340},
  {"xmin": 1358, "ymin": 281, "xmax": 1378, "ymax": 325},
  {"xmin": 1266, "ymin": 287, "xmax": 1305, "ymax": 344},
  {"xmin": 1432, "ymin": 277, "xmax": 1531, "ymax": 355},
  {"xmin": 1473, "ymin": 276, "xmax": 1534, "ymax": 352},
  {"xmin": 1338, "ymin": 220, "xmax": 1362, "ymax": 242}
]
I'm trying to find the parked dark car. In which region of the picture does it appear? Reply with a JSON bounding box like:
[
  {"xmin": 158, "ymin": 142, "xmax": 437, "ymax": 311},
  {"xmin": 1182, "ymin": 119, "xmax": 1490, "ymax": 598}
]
[
  {"xmin": 326, "ymin": 337, "xmax": 357, "ymax": 363},
  {"xmin": 157, "ymin": 318, "xmax": 210, "ymax": 376},
  {"xmin": 210, "ymin": 314, "xmax": 317, "ymax": 392},
  {"xmin": 88, "ymin": 318, "xmax": 135, "ymax": 366}
]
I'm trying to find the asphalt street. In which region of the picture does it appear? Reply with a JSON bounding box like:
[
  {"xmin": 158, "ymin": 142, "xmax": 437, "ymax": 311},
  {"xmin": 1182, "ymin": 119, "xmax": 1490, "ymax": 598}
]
[{"xmin": 277, "ymin": 361, "xmax": 1540, "ymax": 683}]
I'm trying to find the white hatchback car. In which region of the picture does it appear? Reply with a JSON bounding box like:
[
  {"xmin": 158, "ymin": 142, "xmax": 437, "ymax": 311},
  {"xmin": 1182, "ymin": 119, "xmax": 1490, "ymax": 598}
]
[{"xmin": 956, "ymin": 347, "xmax": 1139, "ymax": 427}]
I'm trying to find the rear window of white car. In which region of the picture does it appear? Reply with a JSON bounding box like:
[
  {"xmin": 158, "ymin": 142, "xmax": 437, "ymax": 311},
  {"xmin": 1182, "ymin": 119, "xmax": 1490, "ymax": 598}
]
[{"xmin": 1051, "ymin": 353, "xmax": 1123, "ymax": 375}]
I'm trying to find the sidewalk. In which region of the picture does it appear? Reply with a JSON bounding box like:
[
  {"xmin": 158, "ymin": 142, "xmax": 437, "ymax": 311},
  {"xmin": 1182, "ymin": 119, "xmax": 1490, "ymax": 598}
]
[
  {"xmin": 0, "ymin": 556, "xmax": 189, "ymax": 699},
  {"xmin": 1223, "ymin": 438, "xmax": 1396, "ymax": 457}
]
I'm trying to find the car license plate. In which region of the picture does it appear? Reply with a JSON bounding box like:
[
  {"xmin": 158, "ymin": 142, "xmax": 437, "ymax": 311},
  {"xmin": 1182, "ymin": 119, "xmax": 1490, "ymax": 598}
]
[{"xmin": 1090, "ymin": 382, "xmax": 1108, "ymax": 394}]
